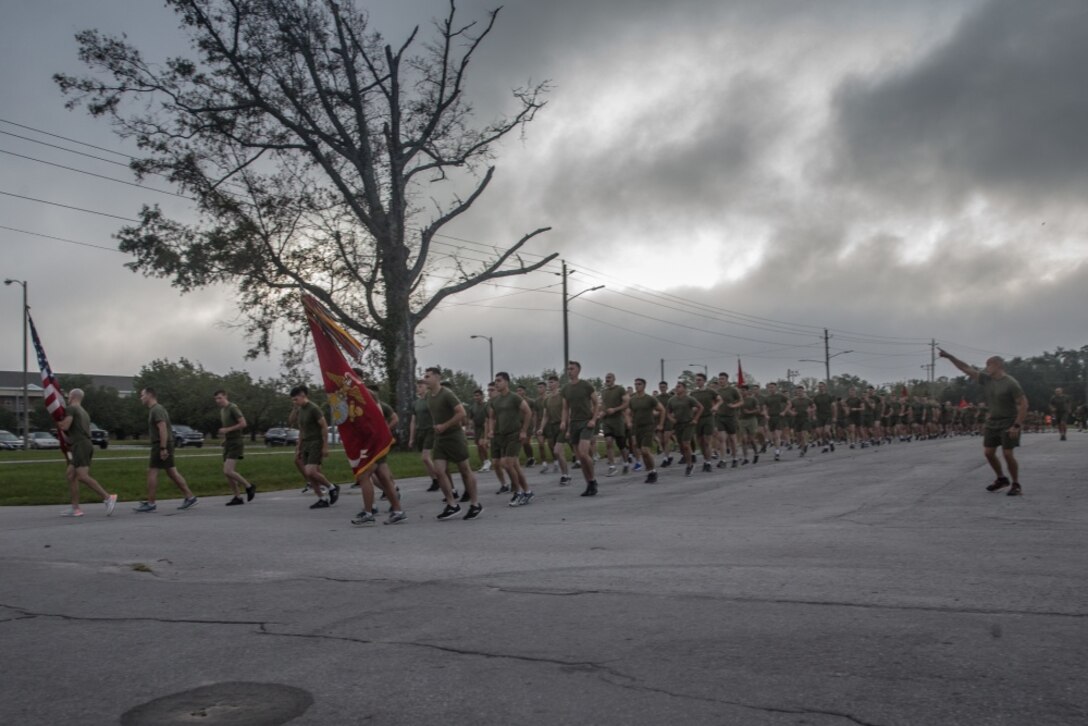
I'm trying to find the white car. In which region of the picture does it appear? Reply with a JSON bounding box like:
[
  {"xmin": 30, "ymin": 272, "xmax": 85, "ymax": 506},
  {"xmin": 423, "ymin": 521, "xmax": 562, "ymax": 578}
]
[
  {"xmin": 0, "ymin": 429, "xmax": 21, "ymax": 450},
  {"xmin": 28, "ymin": 431, "xmax": 61, "ymax": 449}
]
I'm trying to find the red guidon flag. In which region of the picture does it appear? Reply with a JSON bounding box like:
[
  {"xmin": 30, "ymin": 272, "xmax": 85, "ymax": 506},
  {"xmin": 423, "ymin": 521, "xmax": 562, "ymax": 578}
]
[
  {"xmin": 301, "ymin": 294, "xmax": 392, "ymax": 478},
  {"xmin": 736, "ymin": 359, "xmax": 746, "ymax": 388},
  {"xmin": 958, "ymin": 397, "xmax": 968, "ymax": 409},
  {"xmin": 28, "ymin": 313, "xmax": 69, "ymax": 458}
]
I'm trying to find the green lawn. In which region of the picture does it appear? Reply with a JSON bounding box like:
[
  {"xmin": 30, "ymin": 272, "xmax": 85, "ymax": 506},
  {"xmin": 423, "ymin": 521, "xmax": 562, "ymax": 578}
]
[{"xmin": 0, "ymin": 442, "xmax": 587, "ymax": 505}]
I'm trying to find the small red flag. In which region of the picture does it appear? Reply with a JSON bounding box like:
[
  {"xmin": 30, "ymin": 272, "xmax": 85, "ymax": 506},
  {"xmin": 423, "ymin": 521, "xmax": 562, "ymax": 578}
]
[
  {"xmin": 302, "ymin": 295, "xmax": 392, "ymax": 478},
  {"xmin": 737, "ymin": 359, "xmax": 745, "ymax": 387},
  {"xmin": 958, "ymin": 398, "xmax": 968, "ymax": 409}
]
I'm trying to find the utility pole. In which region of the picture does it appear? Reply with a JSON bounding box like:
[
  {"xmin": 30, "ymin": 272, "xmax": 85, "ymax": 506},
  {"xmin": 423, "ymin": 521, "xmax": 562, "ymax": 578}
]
[
  {"xmin": 561, "ymin": 260, "xmax": 569, "ymax": 377},
  {"xmin": 660, "ymin": 358, "xmax": 665, "ymax": 384},
  {"xmin": 559, "ymin": 259, "xmax": 603, "ymax": 377},
  {"xmin": 786, "ymin": 368, "xmax": 799, "ymax": 386},
  {"xmin": 824, "ymin": 328, "xmax": 831, "ymax": 385},
  {"xmin": 930, "ymin": 339, "xmax": 937, "ymax": 383},
  {"xmin": 4, "ymin": 278, "xmax": 28, "ymax": 449}
]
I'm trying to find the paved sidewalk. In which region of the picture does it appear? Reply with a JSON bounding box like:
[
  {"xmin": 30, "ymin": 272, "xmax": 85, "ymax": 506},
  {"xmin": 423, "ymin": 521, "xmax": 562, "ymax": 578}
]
[{"xmin": 1, "ymin": 434, "xmax": 1085, "ymax": 725}]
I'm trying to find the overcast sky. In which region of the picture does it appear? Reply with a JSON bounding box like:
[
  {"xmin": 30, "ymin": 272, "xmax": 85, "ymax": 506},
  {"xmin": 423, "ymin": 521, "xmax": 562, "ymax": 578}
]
[{"xmin": 1, "ymin": 0, "xmax": 1085, "ymax": 390}]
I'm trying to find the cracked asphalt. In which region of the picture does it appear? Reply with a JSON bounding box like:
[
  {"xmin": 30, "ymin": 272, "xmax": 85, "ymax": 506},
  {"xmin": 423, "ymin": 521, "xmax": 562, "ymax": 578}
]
[{"xmin": 1, "ymin": 434, "xmax": 1085, "ymax": 725}]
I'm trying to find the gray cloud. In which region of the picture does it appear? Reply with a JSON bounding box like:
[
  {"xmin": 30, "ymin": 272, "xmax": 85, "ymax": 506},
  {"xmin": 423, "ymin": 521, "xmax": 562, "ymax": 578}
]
[{"xmin": 830, "ymin": 0, "xmax": 1088, "ymax": 208}]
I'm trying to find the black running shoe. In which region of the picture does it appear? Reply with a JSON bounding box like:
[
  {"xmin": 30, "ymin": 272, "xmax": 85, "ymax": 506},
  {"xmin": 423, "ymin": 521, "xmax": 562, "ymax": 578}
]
[
  {"xmin": 1006, "ymin": 483, "xmax": 1022, "ymax": 497},
  {"xmin": 701, "ymin": 462, "xmax": 712, "ymax": 473},
  {"xmin": 437, "ymin": 503, "xmax": 462, "ymax": 520},
  {"xmin": 245, "ymin": 485, "xmax": 256, "ymax": 502},
  {"xmin": 830, "ymin": 443, "xmax": 835, "ymax": 452},
  {"xmin": 645, "ymin": 472, "xmax": 658, "ymax": 484},
  {"xmin": 459, "ymin": 489, "xmax": 471, "ymax": 502},
  {"xmin": 685, "ymin": 464, "xmax": 693, "ymax": 477},
  {"xmin": 580, "ymin": 481, "xmax": 598, "ymax": 497},
  {"xmin": 496, "ymin": 485, "xmax": 511, "ymax": 495},
  {"xmin": 309, "ymin": 499, "xmax": 330, "ymax": 509},
  {"xmin": 464, "ymin": 503, "xmax": 484, "ymax": 520},
  {"xmin": 731, "ymin": 459, "xmax": 738, "ymax": 468},
  {"xmin": 526, "ymin": 457, "xmax": 535, "ymax": 467},
  {"xmin": 986, "ymin": 476, "xmax": 1011, "ymax": 492},
  {"xmin": 426, "ymin": 479, "xmax": 440, "ymax": 492},
  {"xmin": 716, "ymin": 460, "xmax": 728, "ymax": 469},
  {"xmin": 225, "ymin": 496, "xmax": 244, "ymax": 506},
  {"xmin": 328, "ymin": 484, "xmax": 340, "ymax": 505},
  {"xmin": 753, "ymin": 454, "xmax": 759, "ymax": 464}
]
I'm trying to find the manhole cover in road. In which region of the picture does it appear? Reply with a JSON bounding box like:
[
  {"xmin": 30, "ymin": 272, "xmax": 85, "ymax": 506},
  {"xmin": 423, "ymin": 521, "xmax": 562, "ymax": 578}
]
[{"xmin": 121, "ymin": 682, "xmax": 313, "ymax": 725}]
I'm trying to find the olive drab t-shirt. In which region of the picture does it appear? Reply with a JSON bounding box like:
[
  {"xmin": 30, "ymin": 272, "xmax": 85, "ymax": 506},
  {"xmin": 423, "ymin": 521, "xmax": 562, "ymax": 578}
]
[
  {"xmin": 221, "ymin": 403, "xmax": 244, "ymax": 443},
  {"xmin": 667, "ymin": 395, "xmax": 699, "ymax": 424},
  {"xmin": 297, "ymin": 401, "xmax": 324, "ymax": 445},
  {"xmin": 867, "ymin": 396, "xmax": 883, "ymax": 417},
  {"xmin": 469, "ymin": 401, "xmax": 488, "ymax": 430},
  {"xmin": 812, "ymin": 393, "xmax": 833, "ymax": 419},
  {"xmin": 740, "ymin": 396, "xmax": 761, "ymax": 420},
  {"xmin": 543, "ymin": 393, "xmax": 563, "ymax": 426},
  {"xmin": 600, "ymin": 384, "xmax": 627, "ymax": 422},
  {"xmin": 1050, "ymin": 394, "xmax": 1069, "ymax": 414},
  {"xmin": 844, "ymin": 396, "xmax": 863, "ymax": 414},
  {"xmin": 561, "ymin": 380, "xmax": 596, "ymax": 422},
  {"xmin": 791, "ymin": 396, "xmax": 813, "ymax": 421},
  {"xmin": 67, "ymin": 403, "xmax": 91, "ymax": 446},
  {"xmin": 148, "ymin": 403, "xmax": 171, "ymax": 446},
  {"xmin": 979, "ymin": 373, "xmax": 1024, "ymax": 428},
  {"xmin": 490, "ymin": 391, "xmax": 525, "ymax": 436},
  {"xmin": 629, "ymin": 392, "xmax": 660, "ymax": 429},
  {"xmin": 413, "ymin": 397, "xmax": 433, "ymax": 430},
  {"xmin": 717, "ymin": 386, "xmax": 741, "ymax": 419},
  {"xmin": 763, "ymin": 393, "xmax": 788, "ymax": 417},
  {"xmin": 690, "ymin": 387, "xmax": 719, "ymax": 417},
  {"xmin": 428, "ymin": 387, "xmax": 464, "ymax": 437}
]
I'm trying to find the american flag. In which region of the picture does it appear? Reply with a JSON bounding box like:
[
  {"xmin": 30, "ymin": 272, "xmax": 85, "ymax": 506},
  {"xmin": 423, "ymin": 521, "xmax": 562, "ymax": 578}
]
[{"xmin": 28, "ymin": 313, "xmax": 69, "ymax": 455}]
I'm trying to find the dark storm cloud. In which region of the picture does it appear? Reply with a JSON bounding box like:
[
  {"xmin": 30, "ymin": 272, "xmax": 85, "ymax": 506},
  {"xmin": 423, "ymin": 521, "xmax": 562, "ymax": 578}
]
[{"xmin": 830, "ymin": 0, "xmax": 1088, "ymax": 206}]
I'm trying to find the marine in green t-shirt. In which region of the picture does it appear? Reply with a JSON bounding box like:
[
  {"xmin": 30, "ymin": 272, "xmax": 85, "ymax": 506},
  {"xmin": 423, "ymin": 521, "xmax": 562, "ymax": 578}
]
[
  {"xmin": 138, "ymin": 387, "xmax": 197, "ymax": 511},
  {"xmin": 422, "ymin": 367, "xmax": 480, "ymax": 516},
  {"xmin": 562, "ymin": 361, "xmax": 600, "ymax": 495},
  {"xmin": 57, "ymin": 388, "xmax": 117, "ymax": 516},
  {"xmin": 215, "ymin": 390, "xmax": 255, "ymax": 505}
]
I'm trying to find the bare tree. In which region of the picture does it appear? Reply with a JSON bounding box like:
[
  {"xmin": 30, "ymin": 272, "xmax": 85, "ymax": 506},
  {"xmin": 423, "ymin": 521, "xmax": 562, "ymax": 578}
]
[{"xmin": 55, "ymin": 0, "xmax": 555, "ymax": 432}]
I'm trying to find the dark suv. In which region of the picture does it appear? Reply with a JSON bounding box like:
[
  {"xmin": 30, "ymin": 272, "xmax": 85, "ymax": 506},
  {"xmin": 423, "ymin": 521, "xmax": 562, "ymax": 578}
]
[
  {"xmin": 264, "ymin": 427, "xmax": 299, "ymax": 446},
  {"xmin": 172, "ymin": 425, "xmax": 205, "ymax": 448},
  {"xmin": 90, "ymin": 425, "xmax": 109, "ymax": 450}
]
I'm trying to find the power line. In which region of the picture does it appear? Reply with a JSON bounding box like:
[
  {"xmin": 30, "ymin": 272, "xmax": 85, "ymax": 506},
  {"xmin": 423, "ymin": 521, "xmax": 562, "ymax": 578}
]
[
  {"xmin": 0, "ymin": 190, "xmax": 140, "ymax": 223},
  {"xmin": 0, "ymin": 224, "xmax": 125, "ymax": 254},
  {"xmin": 0, "ymin": 148, "xmax": 189, "ymax": 199},
  {"xmin": 0, "ymin": 129, "xmax": 133, "ymax": 168},
  {"xmin": 0, "ymin": 117, "xmax": 134, "ymax": 159}
]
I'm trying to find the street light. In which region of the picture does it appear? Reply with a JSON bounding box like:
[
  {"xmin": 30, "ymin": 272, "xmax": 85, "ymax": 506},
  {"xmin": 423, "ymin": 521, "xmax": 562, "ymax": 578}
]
[
  {"xmin": 559, "ymin": 260, "xmax": 604, "ymax": 374},
  {"xmin": 469, "ymin": 335, "xmax": 494, "ymax": 384},
  {"xmin": 4, "ymin": 278, "xmax": 28, "ymax": 450},
  {"xmin": 800, "ymin": 349, "xmax": 853, "ymax": 387},
  {"xmin": 688, "ymin": 363, "xmax": 708, "ymax": 377}
]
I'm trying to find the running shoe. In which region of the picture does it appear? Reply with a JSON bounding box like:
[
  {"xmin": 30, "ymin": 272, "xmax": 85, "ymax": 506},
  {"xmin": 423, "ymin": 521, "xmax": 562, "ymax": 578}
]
[
  {"xmin": 701, "ymin": 462, "xmax": 712, "ymax": 473},
  {"xmin": 622, "ymin": 464, "xmax": 629, "ymax": 475},
  {"xmin": 731, "ymin": 459, "xmax": 738, "ymax": 468},
  {"xmin": 352, "ymin": 512, "xmax": 377, "ymax": 526},
  {"xmin": 245, "ymin": 484, "xmax": 256, "ymax": 501},
  {"xmin": 685, "ymin": 464, "xmax": 693, "ymax": 477},
  {"xmin": 645, "ymin": 471, "xmax": 658, "ymax": 484},
  {"xmin": 104, "ymin": 494, "xmax": 117, "ymax": 516},
  {"xmin": 716, "ymin": 460, "xmax": 728, "ymax": 469},
  {"xmin": 384, "ymin": 511, "xmax": 407, "ymax": 525},
  {"xmin": 559, "ymin": 475, "xmax": 572, "ymax": 486},
  {"xmin": 522, "ymin": 491, "xmax": 535, "ymax": 505},
  {"xmin": 580, "ymin": 481, "xmax": 598, "ymax": 497},
  {"xmin": 633, "ymin": 461, "xmax": 643, "ymax": 472},
  {"xmin": 1007, "ymin": 483, "xmax": 1023, "ymax": 497},
  {"xmin": 309, "ymin": 499, "xmax": 330, "ymax": 509},
  {"xmin": 540, "ymin": 463, "xmax": 550, "ymax": 475},
  {"xmin": 526, "ymin": 457, "xmax": 536, "ymax": 467},
  {"xmin": 225, "ymin": 496, "xmax": 244, "ymax": 506},
  {"xmin": 480, "ymin": 460, "xmax": 492, "ymax": 472},
  {"xmin": 509, "ymin": 493, "xmax": 524, "ymax": 507},
  {"xmin": 178, "ymin": 496, "xmax": 198, "ymax": 510},
  {"xmin": 426, "ymin": 479, "xmax": 441, "ymax": 492},
  {"xmin": 60, "ymin": 508, "xmax": 84, "ymax": 517},
  {"xmin": 300, "ymin": 484, "xmax": 311, "ymax": 494},
  {"xmin": 459, "ymin": 489, "xmax": 471, "ymax": 502},
  {"xmin": 328, "ymin": 485, "xmax": 341, "ymax": 505},
  {"xmin": 134, "ymin": 501, "xmax": 157, "ymax": 513},
  {"xmin": 463, "ymin": 503, "xmax": 484, "ymax": 520},
  {"xmin": 986, "ymin": 477, "xmax": 1011, "ymax": 492},
  {"xmin": 437, "ymin": 503, "xmax": 462, "ymax": 520},
  {"xmin": 752, "ymin": 454, "xmax": 759, "ymax": 464},
  {"xmin": 606, "ymin": 465, "xmax": 617, "ymax": 478}
]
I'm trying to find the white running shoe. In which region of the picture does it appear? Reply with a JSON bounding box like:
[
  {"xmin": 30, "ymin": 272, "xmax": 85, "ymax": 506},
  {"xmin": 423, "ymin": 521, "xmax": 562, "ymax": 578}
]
[{"xmin": 104, "ymin": 494, "xmax": 117, "ymax": 516}]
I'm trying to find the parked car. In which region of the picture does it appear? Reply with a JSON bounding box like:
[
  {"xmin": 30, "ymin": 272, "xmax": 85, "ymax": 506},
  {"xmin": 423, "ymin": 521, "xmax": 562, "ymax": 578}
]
[
  {"xmin": 90, "ymin": 425, "xmax": 109, "ymax": 450},
  {"xmin": 28, "ymin": 431, "xmax": 62, "ymax": 449},
  {"xmin": 264, "ymin": 427, "xmax": 299, "ymax": 447},
  {"xmin": 171, "ymin": 425, "xmax": 205, "ymax": 448},
  {"xmin": 0, "ymin": 429, "xmax": 21, "ymax": 450}
]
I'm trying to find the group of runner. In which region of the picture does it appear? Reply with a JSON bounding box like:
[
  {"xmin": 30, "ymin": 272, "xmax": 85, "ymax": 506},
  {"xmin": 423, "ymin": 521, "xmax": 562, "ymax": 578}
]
[{"xmin": 55, "ymin": 353, "xmax": 1075, "ymax": 519}]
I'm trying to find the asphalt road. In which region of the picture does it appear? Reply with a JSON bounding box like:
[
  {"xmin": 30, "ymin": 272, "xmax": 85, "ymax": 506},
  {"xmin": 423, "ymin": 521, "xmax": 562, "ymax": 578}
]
[{"xmin": 1, "ymin": 433, "xmax": 1085, "ymax": 725}]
